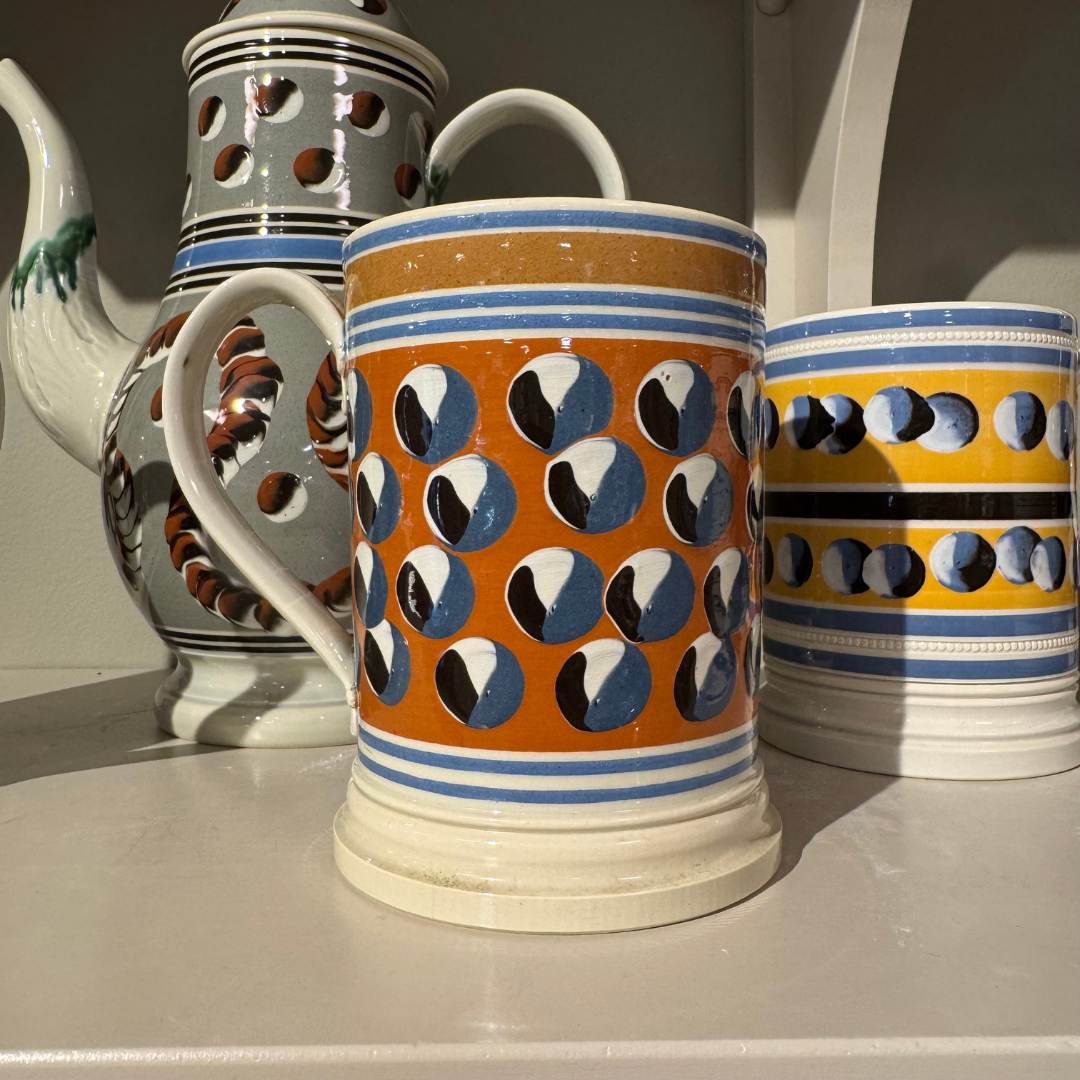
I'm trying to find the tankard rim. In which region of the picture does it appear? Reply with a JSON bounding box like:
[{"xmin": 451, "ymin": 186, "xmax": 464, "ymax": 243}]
[
  {"xmin": 341, "ymin": 196, "xmax": 767, "ymax": 269},
  {"xmin": 767, "ymin": 299, "xmax": 1078, "ymax": 340}
]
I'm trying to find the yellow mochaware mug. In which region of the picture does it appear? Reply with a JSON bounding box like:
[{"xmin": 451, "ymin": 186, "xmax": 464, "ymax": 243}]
[{"xmin": 761, "ymin": 302, "xmax": 1080, "ymax": 780}]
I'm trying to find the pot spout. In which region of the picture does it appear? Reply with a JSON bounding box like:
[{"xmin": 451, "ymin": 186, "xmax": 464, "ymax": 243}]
[{"xmin": 0, "ymin": 59, "xmax": 134, "ymax": 472}]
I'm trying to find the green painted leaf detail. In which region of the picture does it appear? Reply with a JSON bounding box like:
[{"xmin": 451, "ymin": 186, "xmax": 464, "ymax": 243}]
[
  {"xmin": 425, "ymin": 164, "xmax": 450, "ymax": 208},
  {"xmin": 10, "ymin": 214, "xmax": 98, "ymax": 311}
]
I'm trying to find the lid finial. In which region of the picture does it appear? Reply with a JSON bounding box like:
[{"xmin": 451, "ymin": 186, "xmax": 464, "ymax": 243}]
[{"xmin": 217, "ymin": 0, "xmax": 413, "ymax": 38}]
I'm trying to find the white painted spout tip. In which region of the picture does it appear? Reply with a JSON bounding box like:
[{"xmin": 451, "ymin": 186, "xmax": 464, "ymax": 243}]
[{"xmin": 0, "ymin": 59, "xmax": 33, "ymax": 107}]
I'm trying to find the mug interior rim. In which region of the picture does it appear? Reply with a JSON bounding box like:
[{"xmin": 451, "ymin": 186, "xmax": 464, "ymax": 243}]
[
  {"xmin": 768, "ymin": 300, "xmax": 1078, "ymax": 335},
  {"xmin": 342, "ymin": 196, "xmax": 765, "ymax": 256}
]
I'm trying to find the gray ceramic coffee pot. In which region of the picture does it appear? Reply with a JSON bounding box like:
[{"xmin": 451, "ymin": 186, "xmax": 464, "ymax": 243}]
[{"xmin": 0, "ymin": 0, "xmax": 625, "ymax": 747}]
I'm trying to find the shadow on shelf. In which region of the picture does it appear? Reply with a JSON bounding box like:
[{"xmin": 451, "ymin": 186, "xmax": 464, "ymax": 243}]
[
  {"xmin": 0, "ymin": 669, "xmax": 225, "ymax": 787},
  {"xmin": 751, "ymin": 405, "xmax": 911, "ymax": 889},
  {"xmin": 758, "ymin": 743, "xmax": 893, "ymax": 890}
]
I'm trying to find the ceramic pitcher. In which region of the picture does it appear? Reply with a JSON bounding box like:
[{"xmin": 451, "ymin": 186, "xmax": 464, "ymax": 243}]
[
  {"xmin": 761, "ymin": 302, "xmax": 1080, "ymax": 779},
  {"xmin": 161, "ymin": 193, "xmax": 782, "ymax": 933},
  {"xmin": 0, "ymin": 0, "xmax": 623, "ymax": 748}
]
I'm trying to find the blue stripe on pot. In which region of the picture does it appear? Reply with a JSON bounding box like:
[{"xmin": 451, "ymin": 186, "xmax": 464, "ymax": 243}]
[
  {"xmin": 765, "ymin": 344, "xmax": 1075, "ymax": 380},
  {"xmin": 356, "ymin": 747, "xmax": 757, "ymax": 804},
  {"xmin": 347, "ymin": 312, "xmax": 755, "ymax": 349},
  {"xmin": 348, "ymin": 288, "xmax": 763, "ymax": 328},
  {"xmin": 345, "ymin": 208, "xmax": 767, "ymax": 262},
  {"xmin": 172, "ymin": 235, "xmax": 347, "ymax": 273},
  {"xmin": 764, "ymin": 635, "xmax": 1079, "ymax": 680},
  {"xmin": 767, "ymin": 306, "xmax": 1076, "ymax": 345},
  {"xmin": 358, "ymin": 722, "xmax": 755, "ymax": 776},
  {"xmin": 764, "ymin": 598, "xmax": 1077, "ymax": 637}
]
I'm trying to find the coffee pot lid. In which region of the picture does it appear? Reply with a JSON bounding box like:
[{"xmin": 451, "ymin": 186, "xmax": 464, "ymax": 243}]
[
  {"xmin": 217, "ymin": 0, "xmax": 413, "ymax": 38},
  {"xmin": 185, "ymin": 0, "xmax": 446, "ymax": 95}
]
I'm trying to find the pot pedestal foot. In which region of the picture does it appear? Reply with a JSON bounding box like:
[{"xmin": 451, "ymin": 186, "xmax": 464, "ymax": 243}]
[
  {"xmin": 332, "ymin": 757, "xmax": 783, "ymax": 934},
  {"xmin": 155, "ymin": 649, "xmax": 353, "ymax": 748},
  {"xmin": 760, "ymin": 662, "xmax": 1080, "ymax": 780}
]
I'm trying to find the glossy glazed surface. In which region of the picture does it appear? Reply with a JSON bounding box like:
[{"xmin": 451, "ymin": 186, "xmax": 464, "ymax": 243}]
[
  {"xmin": 761, "ymin": 303, "xmax": 1080, "ymax": 778},
  {"xmin": 99, "ymin": 17, "xmax": 450, "ymax": 741},
  {"xmin": 218, "ymin": 0, "xmax": 415, "ymax": 39},
  {"xmin": 344, "ymin": 200, "xmax": 767, "ymax": 765},
  {"xmin": 161, "ymin": 198, "xmax": 782, "ymax": 928},
  {"xmin": 1, "ymin": 10, "xmax": 449, "ymax": 743}
]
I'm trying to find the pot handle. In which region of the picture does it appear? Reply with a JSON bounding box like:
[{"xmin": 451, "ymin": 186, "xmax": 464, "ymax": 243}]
[
  {"xmin": 426, "ymin": 88, "xmax": 629, "ymax": 203},
  {"xmin": 162, "ymin": 269, "xmax": 354, "ymax": 691}
]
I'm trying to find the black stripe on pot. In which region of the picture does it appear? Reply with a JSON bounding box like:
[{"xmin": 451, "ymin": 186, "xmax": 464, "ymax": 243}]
[
  {"xmin": 190, "ymin": 50, "xmax": 435, "ymax": 104},
  {"xmin": 159, "ymin": 637, "xmax": 316, "ymax": 655},
  {"xmin": 179, "ymin": 210, "xmax": 372, "ymax": 243},
  {"xmin": 164, "ymin": 272, "xmax": 343, "ymax": 298},
  {"xmin": 764, "ymin": 489, "xmax": 1073, "ymax": 522},
  {"xmin": 156, "ymin": 628, "xmax": 310, "ymax": 645},
  {"xmin": 168, "ymin": 260, "xmax": 345, "ymax": 286},
  {"xmin": 177, "ymin": 223, "xmax": 366, "ymax": 251},
  {"xmin": 188, "ymin": 35, "xmax": 436, "ymax": 95}
]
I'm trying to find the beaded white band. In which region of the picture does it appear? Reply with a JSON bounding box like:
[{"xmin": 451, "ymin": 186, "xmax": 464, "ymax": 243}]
[
  {"xmin": 766, "ymin": 326, "xmax": 1076, "ymax": 363},
  {"xmin": 763, "ymin": 618, "xmax": 1078, "ymax": 656}
]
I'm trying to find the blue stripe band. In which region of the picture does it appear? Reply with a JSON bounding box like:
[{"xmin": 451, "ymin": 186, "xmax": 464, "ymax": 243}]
[
  {"xmin": 172, "ymin": 236, "xmax": 346, "ymax": 272},
  {"xmin": 357, "ymin": 749, "xmax": 756, "ymax": 803},
  {"xmin": 348, "ymin": 312, "xmax": 754, "ymax": 349},
  {"xmin": 764, "ymin": 636, "xmax": 1079, "ymax": 679},
  {"xmin": 359, "ymin": 725, "xmax": 755, "ymax": 776},
  {"xmin": 767, "ymin": 307, "xmax": 1076, "ymax": 345},
  {"xmin": 764, "ymin": 598, "xmax": 1078, "ymax": 638},
  {"xmin": 345, "ymin": 208, "xmax": 766, "ymax": 262},
  {"xmin": 765, "ymin": 344, "xmax": 1075, "ymax": 379},
  {"xmin": 348, "ymin": 289, "xmax": 763, "ymax": 329}
]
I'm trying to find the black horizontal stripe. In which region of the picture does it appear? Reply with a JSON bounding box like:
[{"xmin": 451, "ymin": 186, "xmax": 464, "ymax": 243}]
[
  {"xmin": 168, "ymin": 269, "xmax": 344, "ymax": 282},
  {"xmin": 765, "ymin": 489, "xmax": 1073, "ymax": 522},
  {"xmin": 157, "ymin": 628, "xmax": 310, "ymax": 645},
  {"xmin": 189, "ymin": 34, "xmax": 436, "ymax": 94},
  {"xmin": 169, "ymin": 259, "xmax": 343, "ymax": 286},
  {"xmin": 161, "ymin": 628, "xmax": 312, "ymax": 642},
  {"xmin": 160, "ymin": 639, "xmax": 317, "ymax": 656},
  {"xmin": 191, "ymin": 49, "xmax": 435, "ymax": 103},
  {"xmin": 179, "ymin": 210, "xmax": 372, "ymax": 244},
  {"xmin": 178, "ymin": 223, "xmax": 366, "ymax": 250},
  {"xmin": 165, "ymin": 273, "xmax": 343, "ymax": 298}
]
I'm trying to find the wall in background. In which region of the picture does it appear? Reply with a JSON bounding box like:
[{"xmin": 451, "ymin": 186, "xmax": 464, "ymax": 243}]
[
  {"xmin": 0, "ymin": 0, "xmax": 746, "ymax": 682},
  {"xmin": 875, "ymin": 0, "xmax": 1080, "ymax": 312}
]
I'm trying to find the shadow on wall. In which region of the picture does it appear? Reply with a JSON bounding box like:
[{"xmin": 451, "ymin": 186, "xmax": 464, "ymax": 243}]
[
  {"xmin": 411, "ymin": 0, "xmax": 746, "ymax": 217},
  {"xmin": 788, "ymin": 0, "xmax": 861, "ymax": 207},
  {"xmin": 875, "ymin": 0, "xmax": 1080, "ymax": 310},
  {"xmin": 0, "ymin": 0, "xmax": 748, "ymax": 310},
  {"xmin": 0, "ymin": 0, "xmax": 748, "ymax": 676}
]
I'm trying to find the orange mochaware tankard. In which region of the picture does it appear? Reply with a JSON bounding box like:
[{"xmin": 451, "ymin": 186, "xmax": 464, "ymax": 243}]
[{"xmin": 163, "ymin": 191, "xmax": 781, "ymax": 933}]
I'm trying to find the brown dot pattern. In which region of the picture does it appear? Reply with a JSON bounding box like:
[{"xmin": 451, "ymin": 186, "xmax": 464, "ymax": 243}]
[
  {"xmin": 294, "ymin": 147, "xmax": 337, "ymax": 188},
  {"xmin": 198, "ymin": 96, "xmax": 224, "ymax": 138},
  {"xmin": 394, "ymin": 163, "xmax": 422, "ymax": 200},
  {"xmin": 349, "ymin": 91, "xmax": 385, "ymax": 130},
  {"xmin": 214, "ymin": 143, "xmax": 253, "ymax": 185},
  {"xmin": 257, "ymin": 471, "xmax": 305, "ymax": 517},
  {"xmin": 253, "ymin": 76, "xmax": 301, "ymax": 120}
]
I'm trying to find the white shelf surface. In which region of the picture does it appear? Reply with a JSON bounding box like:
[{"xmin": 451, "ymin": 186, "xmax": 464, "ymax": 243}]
[{"xmin": 1, "ymin": 672, "xmax": 1078, "ymax": 1078}]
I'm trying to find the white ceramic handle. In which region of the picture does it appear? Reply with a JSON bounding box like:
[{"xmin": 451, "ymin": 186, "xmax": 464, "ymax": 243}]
[
  {"xmin": 162, "ymin": 268, "xmax": 354, "ymax": 691},
  {"xmin": 426, "ymin": 88, "xmax": 629, "ymax": 203}
]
